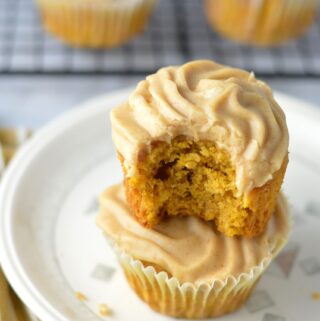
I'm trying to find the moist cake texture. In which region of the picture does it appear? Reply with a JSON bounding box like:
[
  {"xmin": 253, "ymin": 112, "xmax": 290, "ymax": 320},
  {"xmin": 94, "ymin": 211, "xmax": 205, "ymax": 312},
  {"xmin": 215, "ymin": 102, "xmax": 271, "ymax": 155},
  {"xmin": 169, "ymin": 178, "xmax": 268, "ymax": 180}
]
[{"xmin": 111, "ymin": 60, "xmax": 289, "ymax": 237}]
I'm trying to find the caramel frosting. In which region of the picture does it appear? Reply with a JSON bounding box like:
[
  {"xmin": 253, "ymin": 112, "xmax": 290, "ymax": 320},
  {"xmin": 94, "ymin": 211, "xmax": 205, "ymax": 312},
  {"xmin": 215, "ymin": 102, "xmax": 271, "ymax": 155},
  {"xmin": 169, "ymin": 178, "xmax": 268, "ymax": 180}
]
[
  {"xmin": 111, "ymin": 60, "xmax": 288, "ymax": 194},
  {"xmin": 97, "ymin": 184, "xmax": 290, "ymax": 284}
]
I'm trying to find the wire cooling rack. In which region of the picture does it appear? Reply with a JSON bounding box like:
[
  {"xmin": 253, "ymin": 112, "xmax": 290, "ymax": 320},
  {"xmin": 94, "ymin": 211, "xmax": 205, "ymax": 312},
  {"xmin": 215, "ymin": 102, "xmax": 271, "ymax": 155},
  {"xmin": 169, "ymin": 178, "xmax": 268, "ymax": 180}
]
[{"xmin": 1, "ymin": 0, "xmax": 320, "ymax": 77}]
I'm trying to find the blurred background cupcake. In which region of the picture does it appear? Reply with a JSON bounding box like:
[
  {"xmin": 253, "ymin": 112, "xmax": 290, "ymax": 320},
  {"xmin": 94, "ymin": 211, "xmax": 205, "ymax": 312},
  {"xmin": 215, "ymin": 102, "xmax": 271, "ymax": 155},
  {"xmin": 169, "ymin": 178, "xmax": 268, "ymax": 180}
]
[
  {"xmin": 204, "ymin": 0, "xmax": 317, "ymax": 47},
  {"xmin": 36, "ymin": 0, "xmax": 157, "ymax": 48}
]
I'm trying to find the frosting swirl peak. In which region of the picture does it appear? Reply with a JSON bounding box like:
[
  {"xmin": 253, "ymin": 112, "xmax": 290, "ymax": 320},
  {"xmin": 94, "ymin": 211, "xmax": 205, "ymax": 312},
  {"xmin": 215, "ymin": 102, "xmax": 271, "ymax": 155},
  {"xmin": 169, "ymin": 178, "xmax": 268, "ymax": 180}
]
[{"xmin": 111, "ymin": 60, "xmax": 288, "ymax": 193}]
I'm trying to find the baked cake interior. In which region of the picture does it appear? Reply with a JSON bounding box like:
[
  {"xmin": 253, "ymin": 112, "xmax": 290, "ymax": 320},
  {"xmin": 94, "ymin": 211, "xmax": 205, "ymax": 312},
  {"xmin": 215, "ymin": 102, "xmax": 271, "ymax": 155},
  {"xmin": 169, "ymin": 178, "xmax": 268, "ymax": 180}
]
[{"xmin": 125, "ymin": 136, "xmax": 284, "ymax": 237}]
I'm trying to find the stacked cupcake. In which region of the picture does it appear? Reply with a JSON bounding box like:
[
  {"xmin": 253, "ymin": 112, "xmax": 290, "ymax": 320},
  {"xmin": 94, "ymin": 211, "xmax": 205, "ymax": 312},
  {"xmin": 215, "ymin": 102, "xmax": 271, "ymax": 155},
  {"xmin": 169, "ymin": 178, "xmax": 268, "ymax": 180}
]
[{"xmin": 97, "ymin": 60, "xmax": 290, "ymax": 319}]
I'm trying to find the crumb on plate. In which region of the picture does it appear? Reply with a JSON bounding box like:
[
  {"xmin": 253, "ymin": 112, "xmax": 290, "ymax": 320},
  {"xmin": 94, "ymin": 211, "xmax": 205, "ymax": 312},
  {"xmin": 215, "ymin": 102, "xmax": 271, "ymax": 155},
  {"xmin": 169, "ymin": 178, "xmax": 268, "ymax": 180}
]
[
  {"xmin": 75, "ymin": 291, "xmax": 87, "ymax": 301},
  {"xmin": 312, "ymin": 292, "xmax": 320, "ymax": 300},
  {"xmin": 99, "ymin": 303, "xmax": 112, "ymax": 317}
]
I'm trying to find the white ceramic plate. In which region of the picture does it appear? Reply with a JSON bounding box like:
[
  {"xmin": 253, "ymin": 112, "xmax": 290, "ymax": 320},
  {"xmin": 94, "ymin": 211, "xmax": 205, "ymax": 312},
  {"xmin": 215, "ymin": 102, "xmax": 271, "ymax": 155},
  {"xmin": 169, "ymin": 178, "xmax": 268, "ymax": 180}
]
[{"xmin": 1, "ymin": 88, "xmax": 320, "ymax": 321}]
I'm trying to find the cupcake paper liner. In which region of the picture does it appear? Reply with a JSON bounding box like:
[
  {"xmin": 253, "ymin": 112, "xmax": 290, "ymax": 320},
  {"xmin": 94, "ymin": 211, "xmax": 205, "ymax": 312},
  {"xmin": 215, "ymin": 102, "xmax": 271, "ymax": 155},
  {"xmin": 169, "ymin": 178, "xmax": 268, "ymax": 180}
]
[
  {"xmin": 204, "ymin": 0, "xmax": 316, "ymax": 46},
  {"xmin": 36, "ymin": 0, "xmax": 157, "ymax": 48},
  {"xmin": 109, "ymin": 222, "xmax": 290, "ymax": 320}
]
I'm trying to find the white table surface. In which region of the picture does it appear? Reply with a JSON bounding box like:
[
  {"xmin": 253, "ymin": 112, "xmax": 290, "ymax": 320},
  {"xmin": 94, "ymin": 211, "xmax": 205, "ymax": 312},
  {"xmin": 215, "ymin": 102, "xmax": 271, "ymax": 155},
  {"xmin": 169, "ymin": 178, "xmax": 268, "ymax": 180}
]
[{"xmin": 1, "ymin": 77, "xmax": 320, "ymax": 128}]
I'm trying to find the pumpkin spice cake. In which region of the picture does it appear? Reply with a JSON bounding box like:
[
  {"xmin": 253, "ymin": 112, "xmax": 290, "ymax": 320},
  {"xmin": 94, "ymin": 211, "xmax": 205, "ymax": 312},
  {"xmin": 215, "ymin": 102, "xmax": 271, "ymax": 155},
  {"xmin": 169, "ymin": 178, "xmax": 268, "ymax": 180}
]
[{"xmin": 111, "ymin": 60, "xmax": 289, "ymax": 237}]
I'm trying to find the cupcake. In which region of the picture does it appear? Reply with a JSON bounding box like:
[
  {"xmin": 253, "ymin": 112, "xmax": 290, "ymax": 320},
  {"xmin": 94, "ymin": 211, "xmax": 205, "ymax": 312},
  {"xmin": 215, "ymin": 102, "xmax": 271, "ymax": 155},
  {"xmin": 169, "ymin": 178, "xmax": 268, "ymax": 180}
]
[
  {"xmin": 110, "ymin": 60, "xmax": 289, "ymax": 237},
  {"xmin": 204, "ymin": 0, "xmax": 316, "ymax": 46},
  {"xmin": 36, "ymin": 0, "xmax": 157, "ymax": 48},
  {"xmin": 97, "ymin": 183, "xmax": 290, "ymax": 319}
]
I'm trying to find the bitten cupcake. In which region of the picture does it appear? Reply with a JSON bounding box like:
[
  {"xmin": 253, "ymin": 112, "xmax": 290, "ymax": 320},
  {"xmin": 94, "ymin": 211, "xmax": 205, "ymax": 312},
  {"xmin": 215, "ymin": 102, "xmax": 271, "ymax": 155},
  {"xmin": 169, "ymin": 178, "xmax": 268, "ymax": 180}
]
[
  {"xmin": 204, "ymin": 0, "xmax": 316, "ymax": 46},
  {"xmin": 110, "ymin": 60, "xmax": 289, "ymax": 237},
  {"xmin": 36, "ymin": 0, "xmax": 157, "ymax": 48},
  {"xmin": 97, "ymin": 184, "xmax": 290, "ymax": 319}
]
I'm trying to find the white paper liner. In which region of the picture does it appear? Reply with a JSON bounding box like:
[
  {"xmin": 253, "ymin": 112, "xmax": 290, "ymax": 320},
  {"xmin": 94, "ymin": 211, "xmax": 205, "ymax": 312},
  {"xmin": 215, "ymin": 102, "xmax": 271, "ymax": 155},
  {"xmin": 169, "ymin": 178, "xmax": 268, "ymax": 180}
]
[
  {"xmin": 107, "ymin": 221, "xmax": 290, "ymax": 319},
  {"xmin": 204, "ymin": 0, "xmax": 316, "ymax": 46}
]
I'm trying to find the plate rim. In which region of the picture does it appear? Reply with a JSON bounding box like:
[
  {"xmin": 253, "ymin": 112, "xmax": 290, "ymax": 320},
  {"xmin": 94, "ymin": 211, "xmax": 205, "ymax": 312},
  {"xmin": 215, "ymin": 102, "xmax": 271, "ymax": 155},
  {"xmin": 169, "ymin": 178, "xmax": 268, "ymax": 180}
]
[
  {"xmin": 0, "ymin": 88, "xmax": 319, "ymax": 321},
  {"xmin": 0, "ymin": 87, "xmax": 132, "ymax": 321}
]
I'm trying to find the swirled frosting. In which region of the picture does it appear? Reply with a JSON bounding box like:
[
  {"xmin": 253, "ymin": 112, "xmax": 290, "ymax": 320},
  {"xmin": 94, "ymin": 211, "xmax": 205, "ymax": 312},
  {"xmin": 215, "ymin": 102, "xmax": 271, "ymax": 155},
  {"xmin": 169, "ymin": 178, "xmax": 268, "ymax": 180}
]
[
  {"xmin": 111, "ymin": 60, "xmax": 288, "ymax": 194},
  {"xmin": 97, "ymin": 184, "xmax": 289, "ymax": 283}
]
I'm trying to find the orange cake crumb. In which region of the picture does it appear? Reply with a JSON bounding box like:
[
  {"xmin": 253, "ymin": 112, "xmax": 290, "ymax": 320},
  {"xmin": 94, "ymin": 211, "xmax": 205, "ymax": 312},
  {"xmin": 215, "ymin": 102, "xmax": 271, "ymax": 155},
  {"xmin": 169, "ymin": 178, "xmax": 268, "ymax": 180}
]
[
  {"xmin": 99, "ymin": 304, "xmax": 112, "ymax": 317},
  {"xmin": 75, "ymin": 291, "xmax": 87, "ymax": 301}
]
